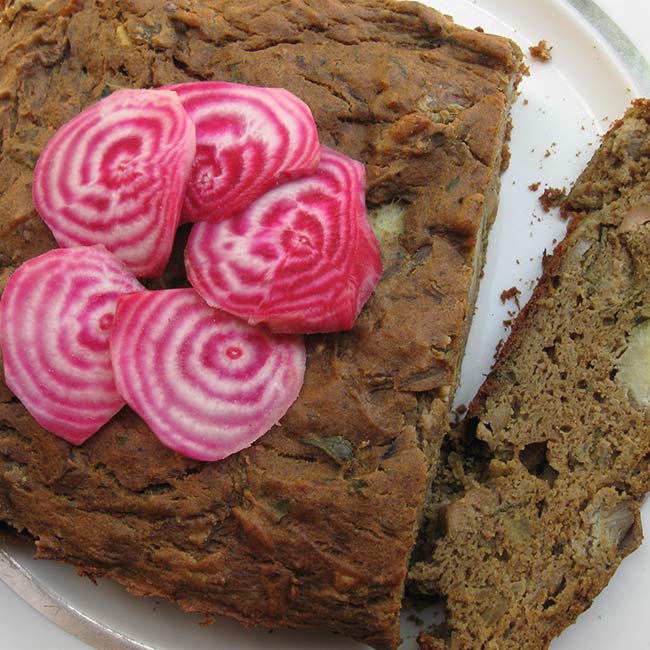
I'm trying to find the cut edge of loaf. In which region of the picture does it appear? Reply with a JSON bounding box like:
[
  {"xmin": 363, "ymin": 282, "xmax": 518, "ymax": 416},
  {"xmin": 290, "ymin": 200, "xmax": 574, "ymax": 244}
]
[{"xmin": 410, "ymin": 98, "xmax": 650, "ymax": 649}]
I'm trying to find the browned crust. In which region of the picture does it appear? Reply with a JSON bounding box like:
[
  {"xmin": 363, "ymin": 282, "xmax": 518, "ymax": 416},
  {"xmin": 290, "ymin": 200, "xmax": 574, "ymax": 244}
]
[{"xmin": 0, "ymin": 1, "xmax": 522, "ymax": 648}]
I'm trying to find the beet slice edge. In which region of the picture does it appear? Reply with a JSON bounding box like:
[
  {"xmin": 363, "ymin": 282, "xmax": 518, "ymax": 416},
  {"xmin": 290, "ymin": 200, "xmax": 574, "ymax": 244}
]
[
  {"xmin": 0, "ymin": 245, "xmax": 144, "ymax": 444},
  {"xmin": 109, "ymin": 288, "xmax": 306, "ymax": 461},
  {"xmin": 32, "ymin": 88, "xmax": 196, "ymax": 279},
  {"xmin": 164, "ymin": 81, "xmax": 321, "ymax": 223},
  {"xmin": 185, "ymin": 146, "xmax": 383, "ymax": 333}
]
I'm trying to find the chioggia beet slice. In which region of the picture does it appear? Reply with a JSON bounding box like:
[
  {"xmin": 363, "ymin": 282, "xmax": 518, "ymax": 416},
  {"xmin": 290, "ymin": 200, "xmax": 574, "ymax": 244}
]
[
  {"xmin": 32, "ymin": 88, "xmax": 196, "ymax": 278},
  {"xmin": 109, "ymin": 288, "xmax": 306, "ymax": 461},
  {"xmin": 163, "ymin": 81, "xmax": 320, "ymax": 223},
  {"xmin": 0, "ymin": 246, "xmax": 144, "ymax": 444},
  {"xmin": 185, "ymin": 146, "xmax": 383, "ymax": 333}
]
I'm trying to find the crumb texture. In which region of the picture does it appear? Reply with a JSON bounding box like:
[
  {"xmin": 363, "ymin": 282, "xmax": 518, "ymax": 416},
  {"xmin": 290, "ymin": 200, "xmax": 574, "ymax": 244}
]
[
  {"xmin": 410, "ymin": 99, "xmax": 650, "ymax": 650},
  {"xmin": 529, "ymin": 39, "xmax": 552, "ymax": 61},
  {"xmin": 0, "ymin": 1, "xmax": 521, "ymax": 648}
]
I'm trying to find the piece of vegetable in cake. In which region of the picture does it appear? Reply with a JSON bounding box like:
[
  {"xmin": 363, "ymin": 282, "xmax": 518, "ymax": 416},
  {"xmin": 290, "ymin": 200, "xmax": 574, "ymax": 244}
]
[
  {"xmin": 614, "ymin": 319, "xmax": 650, "ymax": 408},
  {"xmin": 185, "ymin": 147, "xmax": 382, "ymax": 334},
  {"xmin": 32, "ymin": 88, "xmax": 196, "ymax": 278},
  {"xmin": 0, "ymin": 246, "xmax": 144, "ymax": 444},
  {"xmin": 109, "ymin": 288, "xmax": 306, "ymax": 461},
  {"xmin": 164, "ymin": 81, "xmax": 320, "ymax": 223}
]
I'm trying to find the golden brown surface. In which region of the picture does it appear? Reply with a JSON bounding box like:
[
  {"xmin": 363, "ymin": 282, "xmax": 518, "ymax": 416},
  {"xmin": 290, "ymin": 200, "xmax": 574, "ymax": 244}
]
[
  {"xmin": 411, "ymin": 99, "xmax": 650, "ymax": 650},
  {"xmin": 0, "ymin": 1, "xmax": 521, "ymax": 647}
]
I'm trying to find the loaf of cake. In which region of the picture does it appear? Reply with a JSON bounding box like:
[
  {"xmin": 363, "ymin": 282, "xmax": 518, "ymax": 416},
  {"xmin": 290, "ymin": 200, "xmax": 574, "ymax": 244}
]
[
  {"xmin": 410, "ymin": 99, "xmax": 650, "ymax": 649},
  {"xmin": 0, "ymin": 1, "xmax": 522, "ymax": 647}
]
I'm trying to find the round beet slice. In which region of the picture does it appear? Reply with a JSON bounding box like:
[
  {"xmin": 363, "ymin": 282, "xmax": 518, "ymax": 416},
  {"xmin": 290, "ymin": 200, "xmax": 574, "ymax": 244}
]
[
  {"xmin": 185, "ymin": 146, "xmax": 383, "ymax": 334},
  {"xmin": 32, "ymin": 88, "xmax": 196, "ymax": 278},
  {"xmin": 0, "ymin": 246, "xmax": 144, "ymax": 444},
  {"xmin": 109, "ymin": 288, "xmax": 306, "ymax": 461},
  {"xmin": 163, "ymin": 81, "xmax": 320, "ymax": 223}
]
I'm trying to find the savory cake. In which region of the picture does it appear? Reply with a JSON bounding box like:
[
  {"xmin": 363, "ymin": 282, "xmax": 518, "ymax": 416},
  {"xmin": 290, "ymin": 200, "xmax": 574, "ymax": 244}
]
[
  {"xmin": 0, "ymin": 1, "xmax": 522, "ymax": 647},
  {"xmin": 410, "ymin": 100, "xmax": 650, "ymax": 649}
]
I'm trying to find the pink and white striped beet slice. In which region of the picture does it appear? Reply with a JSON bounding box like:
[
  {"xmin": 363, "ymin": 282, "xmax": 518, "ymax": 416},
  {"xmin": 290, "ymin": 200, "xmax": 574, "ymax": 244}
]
[
  {"xmin": 0, "ymin": 246, "xmax": 144, "ymax": 444},
  {"xmin": 163, "ymin": 81, "xmax": 320, "ymax": 223},
  {"xmin": 32, "ymin": 88, "xmax": 196, "ymax": 278},
  {"xmin": 109, "ymin": 288, "xmax": 306, "ymax": 461},
  {"xmin": 185, "ymin": 146, "xmax": 383, "ymax": 334}
]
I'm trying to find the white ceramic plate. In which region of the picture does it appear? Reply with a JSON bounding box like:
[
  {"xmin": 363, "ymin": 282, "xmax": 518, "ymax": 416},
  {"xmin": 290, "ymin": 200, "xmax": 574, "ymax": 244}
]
[{"xmin": 2, "ymin": 1, "xmax": 650, "ymax": 648}]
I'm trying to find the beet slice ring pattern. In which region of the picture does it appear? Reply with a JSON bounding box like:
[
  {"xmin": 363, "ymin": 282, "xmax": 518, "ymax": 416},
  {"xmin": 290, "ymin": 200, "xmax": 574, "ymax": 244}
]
[
  {"xmin": 185, "ymin": 146, "xmax": 383, "ymax": 334},
  {"xmin": 32, "ymin": 88, "xmax": 196, "ymax": 278},
  {"xmin": 164, "ymin": 81, "xmax": 320, "ymax": 223},
  {"xmin": 109, "ymin": 288, "xmax": 306, "ymax": 461},
  {"xmin": 0, "ymin": 246, "xmax": 144, "ymax": 444}
]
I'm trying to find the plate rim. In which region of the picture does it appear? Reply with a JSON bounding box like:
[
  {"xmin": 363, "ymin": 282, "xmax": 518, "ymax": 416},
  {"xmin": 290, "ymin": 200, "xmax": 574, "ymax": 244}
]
[{"xmin": 566, "ymin": 0, "xmax": 650, "ymax": 95}]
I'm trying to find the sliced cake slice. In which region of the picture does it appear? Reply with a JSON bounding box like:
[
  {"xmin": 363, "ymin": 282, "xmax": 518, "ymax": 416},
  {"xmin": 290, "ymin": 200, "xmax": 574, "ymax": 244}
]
[
  {"xmin": 0, "ymin": 1, "xmax": 522, "ymax": 648},
  {"xmin": 410, "ymin": 99, "xmax": 650, "ymax": 649}
]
